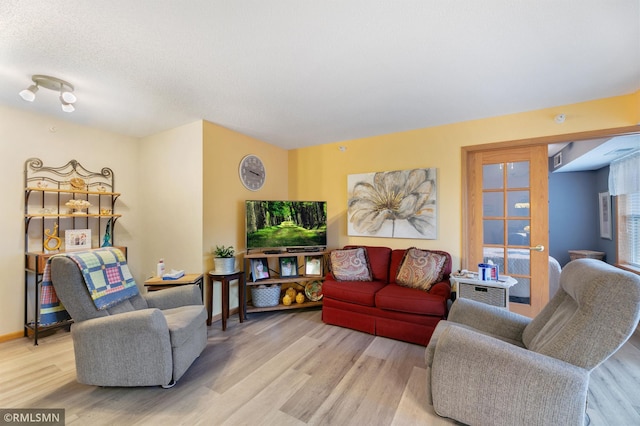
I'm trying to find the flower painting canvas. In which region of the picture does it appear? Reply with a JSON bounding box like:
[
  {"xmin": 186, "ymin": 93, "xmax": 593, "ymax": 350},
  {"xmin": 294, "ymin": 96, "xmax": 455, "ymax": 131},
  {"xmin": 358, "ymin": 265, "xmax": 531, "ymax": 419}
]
[{"xmin": 347, "ymin": 168, "xmax": 437, "ymax": 239}]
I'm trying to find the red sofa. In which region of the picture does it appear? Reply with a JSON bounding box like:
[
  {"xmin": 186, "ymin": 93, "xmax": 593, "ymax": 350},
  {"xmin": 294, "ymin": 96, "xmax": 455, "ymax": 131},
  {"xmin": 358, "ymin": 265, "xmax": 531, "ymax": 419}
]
[{"xmin": 321, "ymin": 245, "xmax": 452, "ymax": 346}]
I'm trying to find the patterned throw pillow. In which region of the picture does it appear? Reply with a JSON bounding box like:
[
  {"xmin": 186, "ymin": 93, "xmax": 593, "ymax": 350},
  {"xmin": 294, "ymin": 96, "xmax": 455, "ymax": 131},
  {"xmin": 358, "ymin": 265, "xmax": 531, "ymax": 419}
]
[
  {"xmin": 330, "ymin": 248, "xmax": 373, "ymax": 281},
  {"xmin": 396, "ymin": 247, "xmax": 447, "ymax": 291}
]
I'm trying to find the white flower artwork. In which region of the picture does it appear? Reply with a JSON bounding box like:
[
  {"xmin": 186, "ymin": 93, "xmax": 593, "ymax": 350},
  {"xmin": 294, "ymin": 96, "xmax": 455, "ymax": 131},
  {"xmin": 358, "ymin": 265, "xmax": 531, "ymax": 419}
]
[{"xmin": 347, "ymin": 168, "xmax": 437, "ymax": 239}]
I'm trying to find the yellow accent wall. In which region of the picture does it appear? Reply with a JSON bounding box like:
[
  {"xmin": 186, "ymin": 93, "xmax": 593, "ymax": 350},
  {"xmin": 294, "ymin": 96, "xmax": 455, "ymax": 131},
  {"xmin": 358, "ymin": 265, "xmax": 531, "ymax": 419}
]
[
  {"xmin": 202, "ymin": 121, "xmax": 288, "ymax": 316},
  {"xmin": 288, "ymin": 92, "xmax": 640, "ymax": 269},
  {"xmin": 0, "ymin": 91, "xmax": 637, "ymax": 339}
]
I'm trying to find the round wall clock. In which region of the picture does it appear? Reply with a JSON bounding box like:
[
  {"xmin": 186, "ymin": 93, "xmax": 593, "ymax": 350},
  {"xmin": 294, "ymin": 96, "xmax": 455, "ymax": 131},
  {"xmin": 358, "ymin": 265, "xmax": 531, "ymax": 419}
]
[{"xmin": 239, "ymin": 154, "xmax": 266, "ymax": 191}]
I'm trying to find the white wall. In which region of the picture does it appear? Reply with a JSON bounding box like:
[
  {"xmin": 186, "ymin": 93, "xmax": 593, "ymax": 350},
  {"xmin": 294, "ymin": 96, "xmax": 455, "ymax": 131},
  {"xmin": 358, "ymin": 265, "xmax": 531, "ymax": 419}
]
[
  {"xmin": 0, "ymin": 105, "xmax": 141, "ymax": 336},
  {"xmin": 137, "ymin": 122, "xmax": 204, "ymax": 280}
]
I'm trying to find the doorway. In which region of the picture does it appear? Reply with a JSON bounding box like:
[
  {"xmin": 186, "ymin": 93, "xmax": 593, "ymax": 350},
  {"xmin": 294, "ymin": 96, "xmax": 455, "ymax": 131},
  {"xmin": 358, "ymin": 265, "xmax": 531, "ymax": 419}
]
[{"xmin": 461, "ymin": 125, "xmax": 639, "ymax": 317}]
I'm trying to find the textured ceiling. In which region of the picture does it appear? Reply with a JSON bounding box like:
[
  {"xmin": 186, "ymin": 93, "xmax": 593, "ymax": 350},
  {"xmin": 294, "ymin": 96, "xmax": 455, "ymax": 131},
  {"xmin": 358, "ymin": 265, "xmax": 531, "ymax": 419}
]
[{"xmin": 1, "ymin": 1, "xmax": 639, "ymax": 149}]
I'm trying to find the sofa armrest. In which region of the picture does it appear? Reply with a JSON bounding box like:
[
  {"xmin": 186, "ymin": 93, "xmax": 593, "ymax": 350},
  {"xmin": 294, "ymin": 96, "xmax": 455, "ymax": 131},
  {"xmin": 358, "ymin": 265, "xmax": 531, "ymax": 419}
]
[
  {"xmin": 323, "ymin": 272, "xmax": 336, "ymax": 282},
  {"xmin": 448, "ymin": 298, "xmax": 530, "ymax": 342},
  {"xmin": 71, "ymin": 309, "xmax": 173, "ymax": 386},
  {"xmin": 429, "ymin": 280, "xmax": 451, "ymax": 300},
  {"xmin": 145, "ymin": 284, "xmax": 202, "ymax": 310},
  {"xmin": 430, "ymin": 325, "xmax": 588, "ymax": 426}
]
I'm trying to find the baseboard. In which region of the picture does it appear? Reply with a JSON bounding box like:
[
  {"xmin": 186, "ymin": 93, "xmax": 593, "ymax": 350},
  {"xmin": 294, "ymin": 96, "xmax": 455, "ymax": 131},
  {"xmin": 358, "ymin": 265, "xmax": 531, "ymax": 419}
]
[
  {"xmin": 208, "ymin": 307, "xmax": 240, "ymax": 324},
  {"xmin": 0, "ymin": 331, "xmax": 24, "ymax": 343}
]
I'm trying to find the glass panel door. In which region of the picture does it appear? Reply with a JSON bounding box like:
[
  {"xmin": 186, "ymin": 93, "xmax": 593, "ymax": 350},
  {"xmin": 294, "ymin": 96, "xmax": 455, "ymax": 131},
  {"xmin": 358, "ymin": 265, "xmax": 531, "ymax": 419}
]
[
  {"xmin": 482, "ymin": 162, "xmax": 532, "ymax": 304},
  {"xmin": 467, "ymin": 145, "xmax": 548, "ymax": 317}
]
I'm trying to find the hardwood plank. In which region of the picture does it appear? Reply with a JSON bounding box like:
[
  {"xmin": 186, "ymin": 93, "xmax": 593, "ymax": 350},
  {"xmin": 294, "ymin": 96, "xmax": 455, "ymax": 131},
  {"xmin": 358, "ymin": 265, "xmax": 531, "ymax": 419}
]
[
  {"xmin": 0, "ymin": 311, "xmax": 638, "ymax": 425},
  {"xmin": 391, "ymin": 366, "xmax": 456, "ymax": 426}
]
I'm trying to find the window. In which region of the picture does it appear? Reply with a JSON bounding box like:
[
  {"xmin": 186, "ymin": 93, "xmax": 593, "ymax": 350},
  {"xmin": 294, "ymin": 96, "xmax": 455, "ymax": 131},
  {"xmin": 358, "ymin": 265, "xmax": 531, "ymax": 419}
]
[
  {"xmin": 609, "ymin": 151, "xmax": 640, "ymax": 271},
  {"xmin": 617, "ymin": 192, "xmax": 640, "ymax": 270}
]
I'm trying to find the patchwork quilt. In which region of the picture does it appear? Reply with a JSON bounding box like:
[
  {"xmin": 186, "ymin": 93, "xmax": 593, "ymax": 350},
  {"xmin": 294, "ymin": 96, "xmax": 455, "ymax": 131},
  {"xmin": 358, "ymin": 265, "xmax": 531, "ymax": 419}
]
[{"xmin": 40, "ymin": 247, "xmax": 139, "ymax": 326}]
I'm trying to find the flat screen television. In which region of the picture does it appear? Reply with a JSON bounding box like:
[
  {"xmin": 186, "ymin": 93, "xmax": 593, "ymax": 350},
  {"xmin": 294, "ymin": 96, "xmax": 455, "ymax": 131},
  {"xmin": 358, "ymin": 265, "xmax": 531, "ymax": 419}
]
[{"xmin": 245, "ymin": 200, "xmax": 327, "ymax": 252}]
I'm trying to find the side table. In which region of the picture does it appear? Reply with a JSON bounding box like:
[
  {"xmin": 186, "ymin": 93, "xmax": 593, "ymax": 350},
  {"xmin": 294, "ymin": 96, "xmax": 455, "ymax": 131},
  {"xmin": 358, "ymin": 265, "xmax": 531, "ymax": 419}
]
[
  {"xmin": 144, "ymin": 273, "xmax": 204, "ymax": 300},
  {"xmin": 450, "ymin": 274, "xmax": 517, "ymax": 310},
  {"xmin": 207, "ymin": 270, "xmax": 245, "ymax": 330}
]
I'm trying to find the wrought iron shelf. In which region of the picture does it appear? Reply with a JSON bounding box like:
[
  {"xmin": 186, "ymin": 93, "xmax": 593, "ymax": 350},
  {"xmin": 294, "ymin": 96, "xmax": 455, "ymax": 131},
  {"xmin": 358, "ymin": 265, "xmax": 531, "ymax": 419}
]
[
  {"xmin": 25, "ymin": 213, "xmax": 122, "ymax": 218},
  {"xmin": 23, "ymin": 157, "xmax": 122, "ymax": 345},
  {"xmin": 25, "ymin": 187, "xmax": 121, "ymax": 197}
]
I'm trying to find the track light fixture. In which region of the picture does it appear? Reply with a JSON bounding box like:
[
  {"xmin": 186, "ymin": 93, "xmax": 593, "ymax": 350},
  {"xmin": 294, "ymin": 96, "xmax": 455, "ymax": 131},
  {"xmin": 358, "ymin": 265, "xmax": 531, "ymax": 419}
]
[{"xmin": 19, "ymin": 75, "xmax": 77, "ymax": 113}]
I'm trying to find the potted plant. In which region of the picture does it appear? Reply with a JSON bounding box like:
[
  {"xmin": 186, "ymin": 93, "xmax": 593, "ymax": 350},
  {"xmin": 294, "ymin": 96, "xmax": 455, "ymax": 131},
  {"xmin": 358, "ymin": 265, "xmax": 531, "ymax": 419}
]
[{"xmin": 213, "ymin": 245, "xmax": 236, "ymax": 274}]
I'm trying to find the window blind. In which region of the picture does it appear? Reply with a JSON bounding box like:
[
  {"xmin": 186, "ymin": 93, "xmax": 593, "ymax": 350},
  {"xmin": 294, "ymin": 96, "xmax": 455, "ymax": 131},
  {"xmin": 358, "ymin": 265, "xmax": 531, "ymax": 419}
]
[
  {"xmin": 618, "ymin": 192, "xmax": 640, "ymax": 269},
  {"xmin": 609, "ymin": 151, "xmax": 639, "ymax": 196},
  {"xmin": 610, "ymin": 151, "xmax": 640, "ymax": 269}
]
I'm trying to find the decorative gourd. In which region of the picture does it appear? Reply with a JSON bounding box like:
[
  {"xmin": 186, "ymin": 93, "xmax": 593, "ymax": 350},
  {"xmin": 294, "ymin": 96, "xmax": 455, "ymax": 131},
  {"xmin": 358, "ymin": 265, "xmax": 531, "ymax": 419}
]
[
  {"xmin": 285, "ymin": 287, "xmax": 297, "ymax": 300},
  {"xmin": 296, "ymin": 292, "xmax": 305, "ymax": 304},
  {"xmin": 282, "ymin": 294, "xmax": 292, "ymax": 306}
]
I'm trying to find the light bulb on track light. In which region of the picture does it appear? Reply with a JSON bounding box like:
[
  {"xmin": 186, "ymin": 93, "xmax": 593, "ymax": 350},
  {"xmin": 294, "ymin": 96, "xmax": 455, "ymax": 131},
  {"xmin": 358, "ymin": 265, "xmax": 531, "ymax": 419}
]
[
  {"xmin": 60, "ymin": 99, "xmax": 75, "ymax": 113},
  {"xmin": 60, "ymin": 90, "xmax": 76, "ymax": 103},
  {"xmin": 19, "ymin": 84, "xmax": 38, "ymax": 102}
]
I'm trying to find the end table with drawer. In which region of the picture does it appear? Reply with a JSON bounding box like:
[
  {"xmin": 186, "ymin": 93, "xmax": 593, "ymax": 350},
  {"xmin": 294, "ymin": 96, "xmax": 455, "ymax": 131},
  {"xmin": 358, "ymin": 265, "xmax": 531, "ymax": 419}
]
[{"xmin": 450, "ymin": 275, "xmax": 517, "ymax": 310}]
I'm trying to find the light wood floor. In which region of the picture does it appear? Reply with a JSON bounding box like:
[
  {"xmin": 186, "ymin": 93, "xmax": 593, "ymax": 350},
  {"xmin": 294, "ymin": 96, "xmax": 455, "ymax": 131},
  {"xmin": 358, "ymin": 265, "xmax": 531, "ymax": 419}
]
[{"xmin": 1, "ymin": 310, "xmax": 638, "ymax": 425}]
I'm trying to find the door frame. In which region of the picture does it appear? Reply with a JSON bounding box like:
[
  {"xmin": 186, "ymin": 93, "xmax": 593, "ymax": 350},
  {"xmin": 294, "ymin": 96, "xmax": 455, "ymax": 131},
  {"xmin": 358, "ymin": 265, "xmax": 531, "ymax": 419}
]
[{"xmin": 461, "ymin": 125, "xmax": 640, "ymax": 311}]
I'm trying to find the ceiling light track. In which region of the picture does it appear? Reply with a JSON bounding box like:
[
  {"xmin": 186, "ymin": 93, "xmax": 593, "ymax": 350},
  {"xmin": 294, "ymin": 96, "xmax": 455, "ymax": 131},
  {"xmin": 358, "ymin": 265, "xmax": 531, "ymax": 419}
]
[{"xmin": 19, "ymin": 75, "xmax": 77, "ymax": 113}]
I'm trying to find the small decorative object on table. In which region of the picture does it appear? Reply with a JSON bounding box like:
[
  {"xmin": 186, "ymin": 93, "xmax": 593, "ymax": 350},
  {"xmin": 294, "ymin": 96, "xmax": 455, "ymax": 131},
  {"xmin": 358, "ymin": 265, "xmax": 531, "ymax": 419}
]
[
  {"xmin": 279, "ymin": 256, "xmax": 298, "ymax": 277},
  {"xmin": 213, "ymin": 245, "xmax": 236, "ymax": 274},
  {"xmin": 250, "ymin": 258, "xmax": 270, "ymax": 281},
  {"xmin": 43, "ymin": 223, "xmax": 62, "ymax": 252},
  {"xmin": 65, "ymin": 229, "xmax": 91, "ymax": 251},
  {"xmin": 305, "ymin": 255, "xmax": 322, "ymax": 276},
  {"xmin": 305, "ymin": 280, "xmax": 323, "ymax": 301},
  {"xmin": 251, "ymin": 284, "xmax": 281, "ymax": 307},
  {"xmin": 69, "ymin": 177, "xmax": 85, "ymax": 189},
  {"xmin": 102, "ymin": 218, "xmax": 113, "ymax": 247},
  {"xmin": 65, "ymin": 199, "xmax": 91, "ymax": 213}
]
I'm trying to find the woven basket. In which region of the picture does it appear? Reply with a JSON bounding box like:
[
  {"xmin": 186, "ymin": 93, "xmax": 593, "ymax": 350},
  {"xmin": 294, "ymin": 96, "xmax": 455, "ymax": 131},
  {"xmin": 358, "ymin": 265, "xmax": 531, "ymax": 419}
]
[{"xmin": 251, "ymin": 284, "xmax": 281, "ymax": 307}]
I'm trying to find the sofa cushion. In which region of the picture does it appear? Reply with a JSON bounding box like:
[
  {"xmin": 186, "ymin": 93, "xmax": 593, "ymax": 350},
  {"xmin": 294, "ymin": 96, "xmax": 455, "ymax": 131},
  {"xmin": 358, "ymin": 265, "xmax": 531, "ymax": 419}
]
[
  {"xmin": 329, "ymin": 247, "xmax": 372, "ymax": 281},
  {"xmin": 322, "ymin": 279, "xmax": 387, "ymax": 307},
  {"xmin": 376, "ymin": 283, "xmax": 447, "ymax": 316},
  {"xmin": 345, "ymin": 246, "xmax": 392, "ymax": 282},
  {"xmin": 396, "ymin": 247, "xmax": 447, "ymax": 291}
]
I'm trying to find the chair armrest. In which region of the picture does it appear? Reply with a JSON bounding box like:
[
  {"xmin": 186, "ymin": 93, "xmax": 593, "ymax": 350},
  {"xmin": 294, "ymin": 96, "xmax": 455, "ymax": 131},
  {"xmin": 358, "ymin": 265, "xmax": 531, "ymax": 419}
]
[
  {"xmin": 448, "ymin": 298, "xmax": 530, "ymax": 342},
  {"xmin": 145, "ymin": 284, "xmax": 202, "ymax": 310},
  {"xmin": 430, "ymin": 325, "xmax": 588, "ymax": 426},
  {"xmin": 71, "ymin": 309, "xmax": 173, "ymax": 386}
]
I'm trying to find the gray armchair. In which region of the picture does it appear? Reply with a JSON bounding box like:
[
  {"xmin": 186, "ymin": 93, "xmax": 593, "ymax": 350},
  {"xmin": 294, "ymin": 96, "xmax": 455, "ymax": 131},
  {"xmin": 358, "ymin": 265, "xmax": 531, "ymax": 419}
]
[
  {"xmin": 50, "ymin": 256, "xmax": 207, "ymax": 388},
  {"xmin": 425, "ymin": 258, "xmax": 640, "ymax": 426}
]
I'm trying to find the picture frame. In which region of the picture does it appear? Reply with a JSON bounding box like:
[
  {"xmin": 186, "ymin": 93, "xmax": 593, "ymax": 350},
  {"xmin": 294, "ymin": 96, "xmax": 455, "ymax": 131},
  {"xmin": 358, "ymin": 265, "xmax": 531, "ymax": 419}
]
[
  {"xmin": 305, "ymin": 255, "xmax": 323, "ymax": 277},
  {"xmin": 250, "ymin": 258, "xmax": 270, "ymax": 281},
  {"xmin": 599, "ymin": 192, "xmax": 612, "ymax": 240},
  {"xmin": 279, "ymin": 256, "xmax": 298, "ymax": 277},
  {"xmin": 65, "ymin": 229, "xmax": 91, "ymax": 251}
]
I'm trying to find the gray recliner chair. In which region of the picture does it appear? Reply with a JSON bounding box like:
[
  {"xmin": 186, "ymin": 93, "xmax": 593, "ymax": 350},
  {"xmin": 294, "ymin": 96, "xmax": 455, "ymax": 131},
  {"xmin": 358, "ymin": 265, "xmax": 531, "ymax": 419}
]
[
  {"xmin": 50, "ymin": 256, "xmax": 207, "ymax": 388},
  {"xmin": 425, "ymin": 258, "xmax": 640, "ymax": 426}
]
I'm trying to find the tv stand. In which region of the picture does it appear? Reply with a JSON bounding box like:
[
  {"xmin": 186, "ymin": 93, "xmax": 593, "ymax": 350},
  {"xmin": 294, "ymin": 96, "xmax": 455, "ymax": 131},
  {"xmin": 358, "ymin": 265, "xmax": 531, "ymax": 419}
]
[
  {"xmin": 243, "ymin": 250, "xmax": 327, "ymax": 315},
  {"xmin": 287, "ymin": 246, "xmax": 326, "ymax": 253}
]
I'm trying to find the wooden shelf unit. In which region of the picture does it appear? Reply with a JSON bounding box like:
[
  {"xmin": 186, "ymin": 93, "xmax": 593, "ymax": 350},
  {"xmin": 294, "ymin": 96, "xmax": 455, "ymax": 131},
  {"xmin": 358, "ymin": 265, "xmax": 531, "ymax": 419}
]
[{"xmin": 244, "ymin": 250, "xmax": 326, "ymax": 314}]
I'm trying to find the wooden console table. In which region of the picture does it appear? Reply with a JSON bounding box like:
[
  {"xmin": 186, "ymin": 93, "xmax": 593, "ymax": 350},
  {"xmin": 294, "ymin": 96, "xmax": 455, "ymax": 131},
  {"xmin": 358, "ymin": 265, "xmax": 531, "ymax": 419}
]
[{"xmin": 207, "ymin": 270, "xmax": 245, "ymax": 331}]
